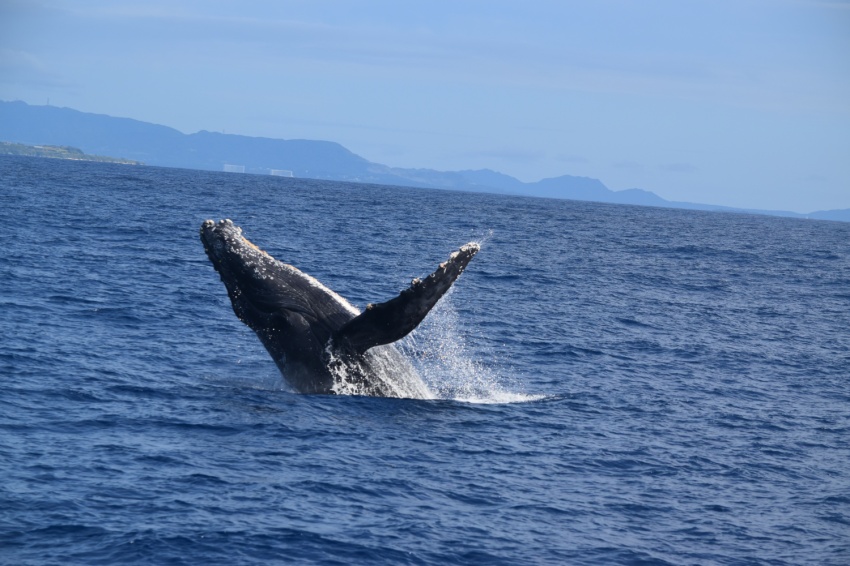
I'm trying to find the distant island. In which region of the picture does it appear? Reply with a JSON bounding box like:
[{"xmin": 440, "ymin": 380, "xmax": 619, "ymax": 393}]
[
  {"xmin": 0, "ymin": 141, "xmax": 142, "ymax": 165},
  {"xmin": 1, "ymin": 100, "xmax": 847, "ymax": 222}
]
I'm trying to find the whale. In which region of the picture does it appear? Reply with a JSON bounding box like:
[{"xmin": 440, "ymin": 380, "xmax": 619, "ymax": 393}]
[{"xmin": 200, "ymin": 219, "xmax": 479, "ymax": 397}]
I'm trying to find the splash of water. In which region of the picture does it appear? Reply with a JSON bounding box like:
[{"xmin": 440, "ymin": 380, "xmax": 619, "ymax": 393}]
[
  {"xmin": 399, "ymin": 290, "xmax": 542, "ymax": 404},
  {"xmin": 326, "ymin": 342, "xmax": 434, "ymax": 399}
]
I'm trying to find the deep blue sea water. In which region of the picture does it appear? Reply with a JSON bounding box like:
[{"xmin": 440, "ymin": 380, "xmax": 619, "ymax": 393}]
[{"xmin": 1, "ymin": 155, "xmax": 848, "ymax": 565}]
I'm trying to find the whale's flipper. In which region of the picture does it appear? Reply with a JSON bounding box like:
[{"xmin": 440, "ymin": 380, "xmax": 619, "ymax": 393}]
[{"xmin": 333, "ymin": 242, "xmax": 480, "ymax": 355}]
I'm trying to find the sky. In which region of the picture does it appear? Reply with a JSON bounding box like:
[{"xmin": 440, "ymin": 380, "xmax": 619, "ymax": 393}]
[{"xmin": 1, "ymin": 0, "xmax": 848, "ymax": 212}]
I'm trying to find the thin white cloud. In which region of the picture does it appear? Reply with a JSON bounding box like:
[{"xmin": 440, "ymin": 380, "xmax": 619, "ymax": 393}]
[
  {"xmin": 462, "ymin": 148, "xmax": 546, "ymax": 163},
  {"xmin": 789, "ymin": 0, "xmax": 850, "ymax": 8},
  {"xmin": 557, "ymin": 154, "xmax": 590, "ymax": 165},
  {"xmin": 612, "ymin": 161, "xmax": 644, "ymax": 172},
  {"xmin": 0, "ymin": 48, "xmax": 44, "ymax": 70},
  {"xmin": 0, "ymin": 48, "xmax": 70, "ymax": 88},
  {"xmin": 660, "ymin": 163, "xmax": 699, "ymax": 173}
]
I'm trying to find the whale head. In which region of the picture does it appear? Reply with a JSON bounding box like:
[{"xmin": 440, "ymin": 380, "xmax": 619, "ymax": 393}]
[
  {"xmin": 200, "ymin": 217, "xmax": 356, "ymax": 323},
  {"xmin": 200, "ymin": 218, "xmax": 267, "ymax": 279}
]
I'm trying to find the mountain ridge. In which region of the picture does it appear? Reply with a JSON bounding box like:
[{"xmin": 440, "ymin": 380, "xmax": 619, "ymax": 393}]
[{"xmin": 1, "ymin": 100, "xmax": 847, "ymax": 222}]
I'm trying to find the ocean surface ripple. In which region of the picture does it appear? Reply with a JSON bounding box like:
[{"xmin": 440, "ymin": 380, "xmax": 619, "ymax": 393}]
[{"xmin": 1, "ymin": 156, "xmax": 848, "ymax": 565}]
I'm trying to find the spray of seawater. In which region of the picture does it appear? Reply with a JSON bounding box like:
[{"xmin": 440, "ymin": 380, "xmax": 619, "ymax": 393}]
[{"xmin": 399, "ymin": 290, "xmax": 542, "ymax": 404}]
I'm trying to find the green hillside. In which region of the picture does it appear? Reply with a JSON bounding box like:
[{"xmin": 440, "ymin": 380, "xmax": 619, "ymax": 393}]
[{"xmin": 0, "ymin": 141, "xmax": 142, "ymax": 165}]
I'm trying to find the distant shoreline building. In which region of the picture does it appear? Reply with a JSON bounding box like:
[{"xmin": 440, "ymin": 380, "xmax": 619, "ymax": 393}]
[
  {"xmin": 223, "ymin": 164, "xmax": 245, "ymax": 173},
  {"xmin": 270, "ymin": 169, "xmax": 294, "ymax": 177}
]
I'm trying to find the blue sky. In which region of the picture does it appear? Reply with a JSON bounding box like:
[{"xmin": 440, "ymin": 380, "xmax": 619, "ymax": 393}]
[{"xmin": 2, "ymin": 0, "xmax": 848, "ymax": 212}]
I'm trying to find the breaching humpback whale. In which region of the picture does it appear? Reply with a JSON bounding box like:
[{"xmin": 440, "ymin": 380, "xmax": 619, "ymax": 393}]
[{"xmin": 200, "ymin": 219, "xmax": 479, "ymax": 397}]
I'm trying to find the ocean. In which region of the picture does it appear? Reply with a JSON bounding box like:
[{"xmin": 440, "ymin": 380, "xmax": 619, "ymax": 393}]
[{"xmin": 1, "ymin": 155, "xmax": 848, "ymax": 565}]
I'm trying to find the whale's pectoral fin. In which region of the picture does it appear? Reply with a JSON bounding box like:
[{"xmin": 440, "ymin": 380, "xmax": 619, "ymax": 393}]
[{"xmin": 333, "ymin": 242, "xmax": 480, "ymax": 355}]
